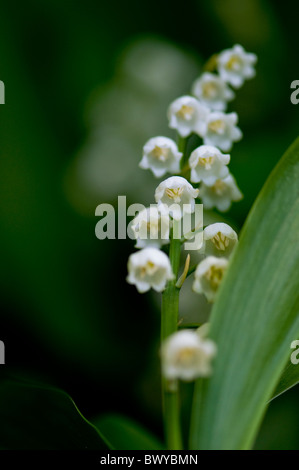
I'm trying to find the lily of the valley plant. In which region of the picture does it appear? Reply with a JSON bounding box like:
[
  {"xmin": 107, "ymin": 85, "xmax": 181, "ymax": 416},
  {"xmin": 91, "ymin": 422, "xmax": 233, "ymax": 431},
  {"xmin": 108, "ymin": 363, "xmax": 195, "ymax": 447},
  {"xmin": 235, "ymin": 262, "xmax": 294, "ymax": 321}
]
[{"xmin": 127, "ymin": 44, "xmax": 257, "ymax": 449}]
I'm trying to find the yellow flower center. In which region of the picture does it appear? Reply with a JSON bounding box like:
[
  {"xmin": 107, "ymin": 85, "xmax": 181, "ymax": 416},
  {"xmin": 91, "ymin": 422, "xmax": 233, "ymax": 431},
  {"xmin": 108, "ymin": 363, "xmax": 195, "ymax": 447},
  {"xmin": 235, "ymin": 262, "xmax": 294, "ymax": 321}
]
[
  {"xmin": 176, "ymin": 347, "xmax": 196, "ymax": 366},
  {"xmin": 176, "ymin": 104, "xmax": 195, "ymax": 120},
  {"xmin": 208, "ymin": 119, "xmax": 226, "ymax": 134},
  {"xmin": 211, "ymin": 179, "xmax": 227, "ymax": 196},
  {"xmin": 226, "ymin": 55, "xmax": 242, "ymax": 71},
  {"xmin": 202, "ymin": 81, "xmax": 218, "ymax": 98},
  {"xmin": 140, "ymin": 261, "xmax": 158, "ymax": 277},
  {"xmin": 211, "ymin": 232, "xmax": 229, "ymax": 251},
  {"xmin": 198, "ymin": 155, "xmax": 214, "ymax": 170},
  {"xmin": 151, "ymin": 146, "xmax": 169, "ymax": 162},
  {"xmin": 165, "ymin": 187, "xmax": 184, "ymax": 203},
  {"xmin": 205, "ymin": 265, "xmax": 226, "ymax": 290}
]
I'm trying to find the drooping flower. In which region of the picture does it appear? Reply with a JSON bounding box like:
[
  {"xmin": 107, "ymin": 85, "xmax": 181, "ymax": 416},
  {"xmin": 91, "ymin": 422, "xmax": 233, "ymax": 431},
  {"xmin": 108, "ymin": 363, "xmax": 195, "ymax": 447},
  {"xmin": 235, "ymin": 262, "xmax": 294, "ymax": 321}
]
[
  {"xmin": 199, "ymin": 223, "xmax": 238, "ymax": 258},
  {"xmin": 192, "ymin": 72, "xmax": 235, "ymax": 111},
  {"xmin": 203, "ymin": 111, "xmax": 242, "ymax": 151},
  {"xmin": 127, "ymin": 247, "xmax": 174, "ymax": 293},
  {"xmin": 189, "ymin": 145, "xmax": 230, "ymax": 185},
  {"xmin": 131, "ymin": 206, "xmax": 170, "ymax": 249},
  {"xmin": 155, "ymin": 176, "xmax": 199, "ymax": 220},
  {"xmin": 218, "ymin": 44, "xmax": 257, "ymax": 89},
  {"xmin": 198, "ymin": 173, "xmax": 243, "ymax": 212},
  {"xmin": 161, "ymin": 329, "xmax": 217, "ymax": 381},
  {"xmin": 167, "ymin": 95, "xmax": 210, "ymax": 138},
  {"xmin": 193, "ymin": 256, "xmax": 229, "ymax": 302},
  {"xmin": 139, "ymin": 136, "xmax": 183, "ymax": 178}
]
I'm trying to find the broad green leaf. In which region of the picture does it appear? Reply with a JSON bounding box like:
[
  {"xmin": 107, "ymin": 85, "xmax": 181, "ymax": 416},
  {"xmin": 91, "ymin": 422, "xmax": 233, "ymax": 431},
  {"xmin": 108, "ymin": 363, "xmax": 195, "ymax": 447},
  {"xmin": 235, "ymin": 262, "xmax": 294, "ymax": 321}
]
[
  {"xmin": 272, "ymin": 358, "xmax": 299, "ymax": 400},
  {"xmin": 93, "ymin": 414, "xmax": 165, "ymax": 450},
  {"xmin": 0, "ymin": 379, "xmax": 110, "ymax": 450},
  {"xmin": 190, "ymin": 137, "xmax": 299, "ymax": 450}
]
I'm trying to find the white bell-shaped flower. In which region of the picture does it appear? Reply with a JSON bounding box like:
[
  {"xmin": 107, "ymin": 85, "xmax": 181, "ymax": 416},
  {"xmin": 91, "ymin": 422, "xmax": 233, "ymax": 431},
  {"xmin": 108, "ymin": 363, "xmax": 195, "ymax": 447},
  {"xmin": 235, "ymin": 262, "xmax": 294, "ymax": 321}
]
[
  {"xmin": 155, "ymin": 176, "xmax": 199, "ymax": 221},
  {"xmin": 203, "ymin": 111, "xmax": 242, "ymax": 151},
  {"xmin": 200, "ymin": 223, "xmax": 238, "ymax": 258},
  {"xmin": 198, "ymin": 173, "xmax": 243, "ymax": 212},
  {"xmin": 167, "ymin": 95, "xmax": 210, "ymax": 138},
  {"xmin": 131, "ymin": 206, "xmax": 170, "ymax": 249},
  {"xmin": 193, "ymin": 256, "xmax": 229, "ymax": 302},
  {"xmin": 192, "ymin": 72, "xmax": 235, "ymax": 111},
  {"xmin": 139, "ymin": 136, "xmax": 183, "ymax": 178},
  {"xmin": 127, "ymin": 247, "xmax": 174, "ymax": 293},
  {"xmin": 189, "ymin": 145, "xmax": 230, "ymax": 185},
  {"xmin": 161, "ymin": 329, "xmax": 217, "ymax": 381},
  {"xmin": 218, "ymin": 44, "xmax": 257, "ymax": 89}
]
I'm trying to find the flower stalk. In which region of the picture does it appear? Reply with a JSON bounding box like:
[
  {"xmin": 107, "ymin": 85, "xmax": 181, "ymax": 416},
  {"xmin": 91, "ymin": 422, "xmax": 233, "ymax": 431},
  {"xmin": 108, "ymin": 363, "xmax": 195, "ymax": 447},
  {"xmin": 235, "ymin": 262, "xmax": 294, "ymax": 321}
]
[
  {"xmin": 126, "ymin": 44, "xmax": 257, "ymax": 450},
  {"xmin": 161, "ymin": 221, "xmax": 183, "ymax": 449}
]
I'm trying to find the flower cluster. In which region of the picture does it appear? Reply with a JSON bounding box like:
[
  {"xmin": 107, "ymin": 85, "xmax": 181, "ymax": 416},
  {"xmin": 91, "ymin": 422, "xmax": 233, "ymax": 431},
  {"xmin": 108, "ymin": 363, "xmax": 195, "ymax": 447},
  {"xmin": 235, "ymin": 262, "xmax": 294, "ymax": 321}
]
[{"xmin": 126, "ymin": 45, "xmax": 257, "ymax": 384}]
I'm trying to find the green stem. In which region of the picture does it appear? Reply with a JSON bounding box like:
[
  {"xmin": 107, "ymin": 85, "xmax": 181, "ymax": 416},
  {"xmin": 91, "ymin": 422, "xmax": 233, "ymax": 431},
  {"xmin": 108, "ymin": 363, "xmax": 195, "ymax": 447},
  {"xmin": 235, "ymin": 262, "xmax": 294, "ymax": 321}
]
[
  {"xmin": 178, "ymin": 135, "xmax": 187, "ymax": 155},
  {"xmin": 180, "ymin": 163, "xmax": 190, "ymax": 179},
  {"xmin": 178, "ymin": 136, "xmax": 188, "ymax": 171},
  {"xmin": 189, "ymin": 378, "xmax": 204, "ymax": 450},
  {"xmin": 161, "ymin": 228, "xmax": 183, "ymax": 450},
  {"xmin": 203, "ymin": 53, "xmax": 219, "ymax": 72}
]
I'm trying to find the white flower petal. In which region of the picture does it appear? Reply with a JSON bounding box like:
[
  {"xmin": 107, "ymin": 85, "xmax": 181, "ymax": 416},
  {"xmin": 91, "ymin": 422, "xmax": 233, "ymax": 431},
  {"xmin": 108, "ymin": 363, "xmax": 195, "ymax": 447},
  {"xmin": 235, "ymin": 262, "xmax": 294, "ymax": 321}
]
[
  {"xmin": 193, "ymin": 256, "xmax": 229, "ymax": 302},
  {"xmin": 131, "ymin": 206, "xmax": 170, "ymax": 249},
  {"xmin": 139, "ymin": 136, "xmax": 183, "ymax": 178},
  {"xmin": 200, "ymin": 223, "xmax": 238, "ymax": 258},
  {"xmin": 155, "ymin": 176, "xmax": 199, "ymax": 220},
  {"xmin": 167, "ymin": 96, "xmax": 210, "ymax": 138},
  {"xmin": 161, "ymin": 329, "xmax": 217, "ymax": 381},
  {"xmin": 203, "ymin": 112, "xmax": 242, "ymax": 151},
  {"xmin": 192, "ymin": 72, "xmax": 235, "ymax": 111},
  {"xmin": 189, "ymin": 145, "xmax": 231, "ymax": 185},
  {"xmin": 218, "ymin": 45, "xmax": 257, "ymax": 89},
  {"xmin": 199, "ymin": 172, "xmax": 243, "ymax": 212},
  {"xmin": 127, "ymin": 247, "xmax": 173, "ymax": 293}
]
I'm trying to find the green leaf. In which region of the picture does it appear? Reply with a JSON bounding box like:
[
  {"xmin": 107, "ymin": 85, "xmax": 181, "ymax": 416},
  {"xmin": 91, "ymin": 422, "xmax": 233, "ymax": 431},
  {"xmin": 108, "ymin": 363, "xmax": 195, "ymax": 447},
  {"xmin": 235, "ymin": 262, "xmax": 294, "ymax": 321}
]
[
  {"xmin": 0, "ymin": 379, "xmax": 110, "ymax": 449},
  {"xmin": 272, "ymin": 357, "xmax": 299, "ymax": 400},
  {"xmin": 93, "ymin": 414, "xmax": 165, "ymax": 450},
  {"xmin": 190, "ymin": 137, "xmax": 299, "ymax": 450}
]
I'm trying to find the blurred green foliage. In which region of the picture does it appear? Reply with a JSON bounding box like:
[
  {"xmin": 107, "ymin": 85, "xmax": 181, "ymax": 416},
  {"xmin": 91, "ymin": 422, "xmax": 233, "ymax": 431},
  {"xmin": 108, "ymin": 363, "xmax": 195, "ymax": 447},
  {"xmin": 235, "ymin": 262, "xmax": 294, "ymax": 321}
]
[
  {"xmin": 0, "ymin": 0, "xmax": 299, "ymax": 449},
  {"xmin": 93, "ymin": 414, "xmax": 165, "ymax": 450},
  {"xmin": 0, "ymin": 379, "xmax": 109, "ymax": 449}
]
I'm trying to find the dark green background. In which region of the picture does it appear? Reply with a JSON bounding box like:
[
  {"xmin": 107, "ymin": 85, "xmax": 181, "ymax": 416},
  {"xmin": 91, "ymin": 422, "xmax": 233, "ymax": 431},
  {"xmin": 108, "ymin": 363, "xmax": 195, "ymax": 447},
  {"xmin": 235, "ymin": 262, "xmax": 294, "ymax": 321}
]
[{"xmin": 0, "ymin": 0, "xmax": 298, "ymax": 449}]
